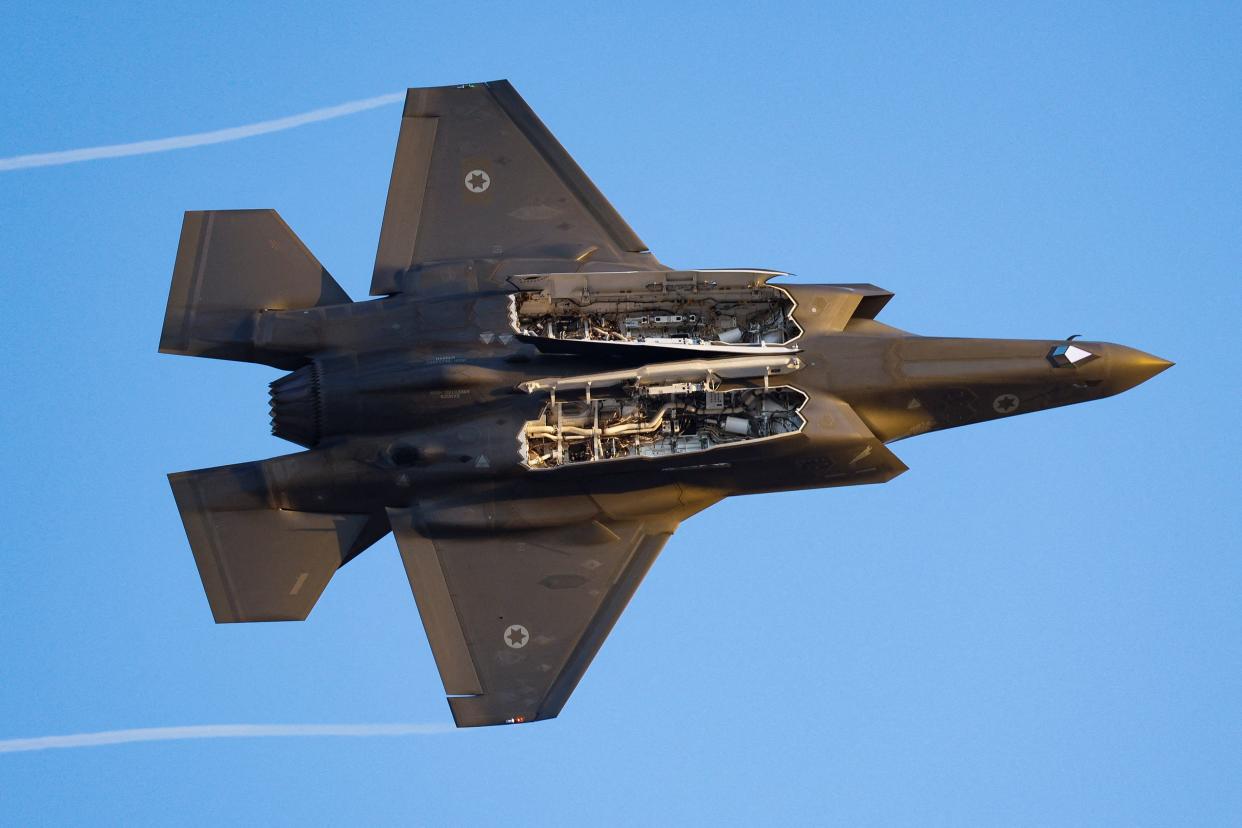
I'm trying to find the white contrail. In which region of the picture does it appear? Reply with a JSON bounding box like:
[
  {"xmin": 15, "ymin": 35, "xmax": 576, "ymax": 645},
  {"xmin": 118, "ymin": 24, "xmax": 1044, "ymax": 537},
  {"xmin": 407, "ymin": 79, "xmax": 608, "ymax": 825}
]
[
  {"xmin": 0, "ymin": 723, "xmax": 453, "ymax": 754},
  {"xmin": 0, "ymin": 91, "xmax": 404, "ymax": 172}
]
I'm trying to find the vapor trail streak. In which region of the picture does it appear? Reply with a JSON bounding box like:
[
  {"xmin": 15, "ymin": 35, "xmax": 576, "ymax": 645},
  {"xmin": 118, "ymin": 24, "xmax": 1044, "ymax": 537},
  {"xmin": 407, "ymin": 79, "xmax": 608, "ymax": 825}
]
[
  {"xmin": 0, "ymin": 91, "xmax": 404, "ymax": 172},
  {"xmin": 0, "ymin": 723, "xmax": 452, "ymax": 753}
]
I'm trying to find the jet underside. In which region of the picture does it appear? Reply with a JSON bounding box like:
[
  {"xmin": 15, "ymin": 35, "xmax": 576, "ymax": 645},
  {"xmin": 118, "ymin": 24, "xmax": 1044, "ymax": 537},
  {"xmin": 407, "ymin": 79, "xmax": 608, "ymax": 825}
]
[{"xmin": 160, "ymin": 81, "xmax": 1170, "ymax": 727}]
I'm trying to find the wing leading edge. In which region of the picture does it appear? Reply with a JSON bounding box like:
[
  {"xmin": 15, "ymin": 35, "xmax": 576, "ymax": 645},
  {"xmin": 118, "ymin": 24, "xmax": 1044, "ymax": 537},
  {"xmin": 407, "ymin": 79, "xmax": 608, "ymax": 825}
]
[{"xmin": 371, "ymin": 80, "xmax": 664, "ymax": 297}]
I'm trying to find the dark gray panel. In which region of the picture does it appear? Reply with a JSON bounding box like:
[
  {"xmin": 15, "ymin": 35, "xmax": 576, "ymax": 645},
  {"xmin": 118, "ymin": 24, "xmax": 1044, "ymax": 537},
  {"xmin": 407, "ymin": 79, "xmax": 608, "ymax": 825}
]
[
  {"xmin": 169, "ymin": 465, "xmax": 369, "ymax": 623},
  {"xmin": 390, "ymin": 504, "xmax": 677, "ymax": 727},
  {"xmin": 370, "ymin": 81, "xmax": 663, "ymax": 296},
  {"xmin": 160, "ymin": 209, "xmax": 350, "ymax": 367}
]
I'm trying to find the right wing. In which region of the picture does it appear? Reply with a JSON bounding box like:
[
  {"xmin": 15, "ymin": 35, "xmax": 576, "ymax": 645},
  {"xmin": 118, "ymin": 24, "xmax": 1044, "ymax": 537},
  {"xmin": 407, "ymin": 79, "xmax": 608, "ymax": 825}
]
[
  {"xmin": 371, "ymin": 80, "xmax": 664, "ymax": 296},
  {"xmin": 389, "ymin": 488, "xmax": 718, "ymax": 727}
]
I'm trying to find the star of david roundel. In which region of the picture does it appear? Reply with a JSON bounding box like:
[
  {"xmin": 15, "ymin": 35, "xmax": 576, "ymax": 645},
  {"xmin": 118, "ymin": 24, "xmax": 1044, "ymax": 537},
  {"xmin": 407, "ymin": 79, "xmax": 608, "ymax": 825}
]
[
  {"xmin": 992, "ymin": 393, "xmax": 1020, "ymax": 414},
  {"xmin": 504, "ymin": 624, "xmax": 529, "ymax": 649},
  {"xmin": 464, "ymin": 169, "xmax": 491, "ymax": 193}
]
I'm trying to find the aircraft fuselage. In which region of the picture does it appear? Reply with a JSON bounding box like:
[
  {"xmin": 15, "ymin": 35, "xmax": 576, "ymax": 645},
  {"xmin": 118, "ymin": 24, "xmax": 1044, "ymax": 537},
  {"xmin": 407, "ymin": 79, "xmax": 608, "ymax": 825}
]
[{"xmin": 249, "ymin": 280, "xmax": 1169, "ymax": 529}]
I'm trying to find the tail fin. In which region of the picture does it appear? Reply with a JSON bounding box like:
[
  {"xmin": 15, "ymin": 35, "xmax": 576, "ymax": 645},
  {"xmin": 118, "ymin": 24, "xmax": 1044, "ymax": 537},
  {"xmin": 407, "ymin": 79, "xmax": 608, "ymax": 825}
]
[
  {"xmin": 159, "ymin": 210, "xmax": 351, "ymax": 369},
  {"xmin": 169, "ymin": 461, "xmax": 386, "ymax": 623}
]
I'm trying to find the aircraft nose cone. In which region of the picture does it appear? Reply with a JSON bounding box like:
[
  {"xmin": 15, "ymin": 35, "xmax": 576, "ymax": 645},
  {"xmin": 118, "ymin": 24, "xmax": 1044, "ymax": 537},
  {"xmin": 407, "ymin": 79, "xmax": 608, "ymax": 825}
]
[{"xmin": 1107, "ymin": 345, "xmax": 1174, "ymax": 393}]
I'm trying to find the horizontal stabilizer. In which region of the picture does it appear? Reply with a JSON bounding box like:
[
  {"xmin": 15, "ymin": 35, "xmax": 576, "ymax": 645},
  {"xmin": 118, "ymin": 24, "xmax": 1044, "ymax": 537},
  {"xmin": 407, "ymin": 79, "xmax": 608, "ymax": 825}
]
[
  {"xmin": 169, "ymin": 461, "xmax": 377, "ymax": 623},
  {"xmin": 160, "ymin": 210, "xmax": 351, "ymax": 369}
]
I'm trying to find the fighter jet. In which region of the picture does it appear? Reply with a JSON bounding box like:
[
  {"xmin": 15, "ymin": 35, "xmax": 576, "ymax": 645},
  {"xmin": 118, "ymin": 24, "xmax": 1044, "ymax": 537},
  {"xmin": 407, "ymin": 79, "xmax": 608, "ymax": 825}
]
[{"xmin": 161, "ymin": 80, "xmax": 1171, "ymax": 727}]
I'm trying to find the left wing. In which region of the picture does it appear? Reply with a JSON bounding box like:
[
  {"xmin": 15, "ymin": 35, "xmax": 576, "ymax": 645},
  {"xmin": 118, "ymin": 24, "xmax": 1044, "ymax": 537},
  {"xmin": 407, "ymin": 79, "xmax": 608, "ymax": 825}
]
[
  {"xmin": 371, "ymin": 80, "xmax": 665, "ymax": 297},
  {"xmin": 389, "ymin": 492, "xmax": 716, "ymax": 726}
]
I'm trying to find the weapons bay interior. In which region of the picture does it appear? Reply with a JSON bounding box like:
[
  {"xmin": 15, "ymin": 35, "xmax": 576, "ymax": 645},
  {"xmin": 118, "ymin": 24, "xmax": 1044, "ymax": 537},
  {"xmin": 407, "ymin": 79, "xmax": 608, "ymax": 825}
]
[
  {"xmin": 521, "ymin": 385, "xmax": 807, "ymax": 469},
  {"xmin": 510, "ymin": 270, "xmax": 802, "ymax": 350}
]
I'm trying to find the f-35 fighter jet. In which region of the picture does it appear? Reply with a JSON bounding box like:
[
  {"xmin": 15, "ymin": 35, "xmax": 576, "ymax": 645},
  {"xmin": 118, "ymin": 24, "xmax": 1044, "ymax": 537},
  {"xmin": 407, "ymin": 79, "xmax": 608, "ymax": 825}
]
[{"xmin": 161, "ymin": 80, "xmax": 1171, "ymax": 727}]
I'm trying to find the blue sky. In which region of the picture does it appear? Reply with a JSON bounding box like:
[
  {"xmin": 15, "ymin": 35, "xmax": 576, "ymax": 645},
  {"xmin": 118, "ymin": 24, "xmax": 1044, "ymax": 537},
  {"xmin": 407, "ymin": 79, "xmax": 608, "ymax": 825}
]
[{"xmin": 1, "ymin": 2, "xmax": 1238, "ymax": 824}]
